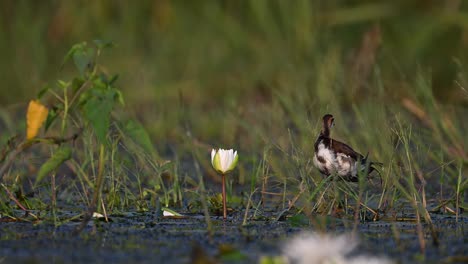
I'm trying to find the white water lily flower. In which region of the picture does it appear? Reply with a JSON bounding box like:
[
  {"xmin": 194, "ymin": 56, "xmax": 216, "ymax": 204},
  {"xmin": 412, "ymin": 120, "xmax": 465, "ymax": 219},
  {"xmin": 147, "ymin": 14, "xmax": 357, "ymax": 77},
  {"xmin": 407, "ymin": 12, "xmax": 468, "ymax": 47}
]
[{"xmin": 211, "ymin": 148, "xmax": 238, "ymax": 174}]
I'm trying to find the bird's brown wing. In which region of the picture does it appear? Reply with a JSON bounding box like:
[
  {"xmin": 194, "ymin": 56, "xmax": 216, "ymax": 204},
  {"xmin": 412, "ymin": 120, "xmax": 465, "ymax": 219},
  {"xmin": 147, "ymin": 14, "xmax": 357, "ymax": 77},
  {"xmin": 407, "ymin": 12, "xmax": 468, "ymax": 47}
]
[{"xmin": 330, "ymin": 138, "xmax": 364, "ymax": 161}]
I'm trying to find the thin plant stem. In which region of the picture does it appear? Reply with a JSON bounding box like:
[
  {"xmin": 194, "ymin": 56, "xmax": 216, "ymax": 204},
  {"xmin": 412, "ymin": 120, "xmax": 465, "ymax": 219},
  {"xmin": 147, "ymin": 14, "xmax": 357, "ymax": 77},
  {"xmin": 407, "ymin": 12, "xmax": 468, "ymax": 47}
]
[
  {"xmin": 1, "ymin": 183, "xmax": 38, "ymax": 219},
  {"xmin": 75, "ymin": 144, "xmax": 105, "ymax": 234},
  {"xmin": 52, "ymin": 173, "xmax": 57, "ymax": 226},
  {"xmin": 456, "ymin": 162, "xmax": 462, "ymax": 222},
  {"xmin": 193, "ymin": 155, "xmax": 213, "ymax": 238},
  {"xmin": 414, "ymin": 195, "xmax": 426, "ymax": 254},
  {"xmin": 222, "ymin": 173, "xmax": 227, "ymax": 220},
  {"xmin": 243, "ymin": 188, "xmax": 257, "ymax": 226}
]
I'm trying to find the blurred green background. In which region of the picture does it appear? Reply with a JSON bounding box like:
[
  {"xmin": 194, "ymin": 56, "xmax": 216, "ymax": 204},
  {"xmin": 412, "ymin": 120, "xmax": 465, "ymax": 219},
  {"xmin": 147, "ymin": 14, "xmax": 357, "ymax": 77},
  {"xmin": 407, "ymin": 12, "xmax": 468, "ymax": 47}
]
[{"xmin": 0, "ymin": 0, "xmax": 467, "ymax": 151}]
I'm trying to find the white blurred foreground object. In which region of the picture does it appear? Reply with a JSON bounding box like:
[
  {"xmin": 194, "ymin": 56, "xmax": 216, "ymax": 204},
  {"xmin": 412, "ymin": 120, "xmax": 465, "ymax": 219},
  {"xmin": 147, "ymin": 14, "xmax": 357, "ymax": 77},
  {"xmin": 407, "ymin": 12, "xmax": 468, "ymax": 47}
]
[
  {"xmin": 92, "ymin": 212, "xmax": 104, "ymax": 218},
  {"xmin": 283, "ymin": 232, "xmax": 393, "ymax": 264}
]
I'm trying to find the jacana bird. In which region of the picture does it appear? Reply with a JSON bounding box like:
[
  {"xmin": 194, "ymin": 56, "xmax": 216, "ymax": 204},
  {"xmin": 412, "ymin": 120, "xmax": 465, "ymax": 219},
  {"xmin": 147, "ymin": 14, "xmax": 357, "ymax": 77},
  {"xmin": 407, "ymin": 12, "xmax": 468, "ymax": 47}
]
[{"xmin": 313, "ymin": 114, "xmax": 381, "ymax": 181}]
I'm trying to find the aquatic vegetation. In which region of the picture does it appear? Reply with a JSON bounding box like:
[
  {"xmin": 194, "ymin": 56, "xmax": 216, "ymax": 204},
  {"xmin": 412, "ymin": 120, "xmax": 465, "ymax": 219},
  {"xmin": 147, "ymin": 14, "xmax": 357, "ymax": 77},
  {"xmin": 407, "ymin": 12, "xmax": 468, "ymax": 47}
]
[
  {"xmin": 0, "ymin": 1, "xmax": 467, "ymax": 262},
  {"xmin": 211, "ymin": 148, "xmax": 238, "ymax": 219}
]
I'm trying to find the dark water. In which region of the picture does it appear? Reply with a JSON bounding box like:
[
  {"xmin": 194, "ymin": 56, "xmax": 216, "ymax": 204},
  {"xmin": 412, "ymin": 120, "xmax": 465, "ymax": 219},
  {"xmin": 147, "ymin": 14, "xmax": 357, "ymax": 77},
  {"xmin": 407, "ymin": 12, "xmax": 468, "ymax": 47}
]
[{"xmin": 0, "ymin": 210, "xmax": 466, "ymax": 264}]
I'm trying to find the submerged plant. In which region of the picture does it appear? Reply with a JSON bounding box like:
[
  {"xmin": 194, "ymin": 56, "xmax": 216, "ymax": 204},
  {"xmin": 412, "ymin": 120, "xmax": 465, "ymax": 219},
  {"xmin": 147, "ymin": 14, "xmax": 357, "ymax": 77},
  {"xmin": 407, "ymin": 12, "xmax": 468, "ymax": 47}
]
[{"xmin": 211, "ymin": 148, "xmax": 238, "ymax": 219}]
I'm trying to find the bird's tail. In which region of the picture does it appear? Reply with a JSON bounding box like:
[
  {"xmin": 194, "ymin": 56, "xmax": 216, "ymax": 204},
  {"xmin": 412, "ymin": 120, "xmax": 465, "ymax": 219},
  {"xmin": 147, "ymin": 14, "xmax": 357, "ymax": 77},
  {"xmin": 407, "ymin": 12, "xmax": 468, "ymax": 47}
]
[
  {"xmin": 359, "ymin": 152, "xmax": 384, "ymax": 186},
  {"xmin": 361, "ymin": 152, "xmax": 383, "ymax": 176}
]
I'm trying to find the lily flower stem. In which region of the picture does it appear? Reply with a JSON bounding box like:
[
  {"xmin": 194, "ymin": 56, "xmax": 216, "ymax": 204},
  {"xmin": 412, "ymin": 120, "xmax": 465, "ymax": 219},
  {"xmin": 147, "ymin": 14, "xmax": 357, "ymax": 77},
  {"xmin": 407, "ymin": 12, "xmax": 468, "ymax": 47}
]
[{"xmin": 222, "ymin": 173, "xmax": 227, "ymax": 220}]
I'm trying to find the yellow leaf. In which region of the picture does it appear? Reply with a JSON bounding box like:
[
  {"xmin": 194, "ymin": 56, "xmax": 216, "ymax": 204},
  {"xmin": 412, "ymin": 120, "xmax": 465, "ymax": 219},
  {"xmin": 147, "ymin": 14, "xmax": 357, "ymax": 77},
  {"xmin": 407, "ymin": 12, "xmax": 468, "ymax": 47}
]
[{"xmin": 26, "ymin": 100, "xmax": 49, "ymax": 139}]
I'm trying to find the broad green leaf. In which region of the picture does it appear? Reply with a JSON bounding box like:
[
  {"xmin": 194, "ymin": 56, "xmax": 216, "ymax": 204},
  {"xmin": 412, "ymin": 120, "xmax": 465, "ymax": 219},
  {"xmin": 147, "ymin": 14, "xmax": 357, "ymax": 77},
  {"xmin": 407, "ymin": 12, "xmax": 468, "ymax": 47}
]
[
  {"xmin": 124, "ymin": 120, "xmax": 154, "ymax": 155},
  {"xmin": 73, "ymin": 47, "xmax": 94, "ymax": 76},
  {"xmin": 36, "ymin": 146, "xmax": 72, "ymax": 184},
  {"xmin": 63, "ymin": 41, "xmax": 96, "ymax": 76},
  {"xmin": 83, "ymin": 95, "xmax": 114, "ymax": 144},
  {"xmin": 62, "ymin": 42, "xmax": 87, "ymax": 67},
  {"xmin": 91, "ymin": 78, "xmax": 107, "ymax": 90}
]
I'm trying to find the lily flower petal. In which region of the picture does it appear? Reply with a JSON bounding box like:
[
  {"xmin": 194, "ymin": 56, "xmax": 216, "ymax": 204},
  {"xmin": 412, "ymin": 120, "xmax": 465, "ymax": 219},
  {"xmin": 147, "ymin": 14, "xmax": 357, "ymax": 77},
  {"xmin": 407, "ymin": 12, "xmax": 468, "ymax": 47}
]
[{"xmin": 211, "ymin": 148, "xmax": 238, "ymax": 174}]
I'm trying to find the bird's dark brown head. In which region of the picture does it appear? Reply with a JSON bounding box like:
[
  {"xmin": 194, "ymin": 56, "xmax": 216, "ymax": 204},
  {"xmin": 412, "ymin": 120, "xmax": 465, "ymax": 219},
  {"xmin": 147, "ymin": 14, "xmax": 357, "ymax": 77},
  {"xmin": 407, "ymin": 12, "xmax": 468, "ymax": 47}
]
[{"xmin": 321, "ymin": 114, "xmax": 334, "ymax": 137}]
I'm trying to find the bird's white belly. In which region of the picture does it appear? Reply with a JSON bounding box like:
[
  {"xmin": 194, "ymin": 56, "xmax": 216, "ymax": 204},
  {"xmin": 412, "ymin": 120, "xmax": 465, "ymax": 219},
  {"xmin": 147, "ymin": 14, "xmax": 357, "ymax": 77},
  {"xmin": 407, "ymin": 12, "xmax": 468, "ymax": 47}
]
[
  {"xmin": 313, "ymin": 142, "xmax": 358, "ymax": 178},
  {"xmin": 313, "ymin": 143, "xmax": 337, "ymax": 175}
]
